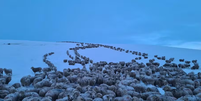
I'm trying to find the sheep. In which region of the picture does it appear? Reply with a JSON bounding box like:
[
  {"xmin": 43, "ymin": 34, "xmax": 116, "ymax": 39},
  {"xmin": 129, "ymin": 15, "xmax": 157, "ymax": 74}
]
[
  {"xmin": 31, "ymin": 67, "xmax": 42, "ymax": 73},
  {"xmin": 3, "ymin": 68, "xmax": 12, "ymax": 76}
]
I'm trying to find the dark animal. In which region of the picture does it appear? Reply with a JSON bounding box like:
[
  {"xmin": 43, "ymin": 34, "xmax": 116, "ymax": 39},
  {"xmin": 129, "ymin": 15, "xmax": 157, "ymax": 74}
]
[
  {"xmin": 31, "ymin": 67, "xmax": 42, "ymax": 73},
  {"xmin": 3, "ymin": 68, "xmax": 12, "ymax": 75}
]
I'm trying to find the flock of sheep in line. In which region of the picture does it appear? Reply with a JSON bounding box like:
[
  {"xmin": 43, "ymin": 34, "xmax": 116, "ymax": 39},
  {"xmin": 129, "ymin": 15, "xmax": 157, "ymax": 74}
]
[{"xmin": 0, "ymin": 41, "xmax": 201, "ymax": 101}]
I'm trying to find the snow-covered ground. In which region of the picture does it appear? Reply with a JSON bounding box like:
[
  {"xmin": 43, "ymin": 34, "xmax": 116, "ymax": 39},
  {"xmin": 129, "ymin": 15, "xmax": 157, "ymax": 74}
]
[{"xmin": 0, "ymin": 40, "xmax": 201, "ymax": 96}]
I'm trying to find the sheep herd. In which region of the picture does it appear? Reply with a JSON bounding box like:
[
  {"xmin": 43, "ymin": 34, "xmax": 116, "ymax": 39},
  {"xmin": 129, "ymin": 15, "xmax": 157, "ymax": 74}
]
[{"xmin": 0, "ymin": 41, "xmax": 201, "ymax": 101}]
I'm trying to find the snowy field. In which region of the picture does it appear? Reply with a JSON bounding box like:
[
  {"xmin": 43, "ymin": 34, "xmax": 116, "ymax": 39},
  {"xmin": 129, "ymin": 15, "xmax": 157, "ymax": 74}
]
[
  {"xmin": 1, "ymin": 40, "xmax": 200, "ymax": 85},
  {"xmin": 0, "ymin": 40, "xmax": 201, "ymax": 100}
]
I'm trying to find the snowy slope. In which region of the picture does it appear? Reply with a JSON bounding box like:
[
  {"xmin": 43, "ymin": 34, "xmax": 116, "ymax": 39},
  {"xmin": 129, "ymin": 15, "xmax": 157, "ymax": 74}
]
[{"xmin": 0, "ymin": 40, "xmax": 201, "ymax": 86}]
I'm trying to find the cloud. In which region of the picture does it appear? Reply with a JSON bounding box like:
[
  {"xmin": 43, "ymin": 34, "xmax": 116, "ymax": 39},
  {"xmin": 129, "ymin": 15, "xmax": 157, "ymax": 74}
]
[
  {"xmin": 167, "ymin": 42, "xmax": 201, "ymax": 50},
  {"xmin": 120, "ymin": 31, "xmax": 201, "ymax": 50},
  {"xmin": 122, "ymin": 30, "xmax": 170, "ymax": 45}
]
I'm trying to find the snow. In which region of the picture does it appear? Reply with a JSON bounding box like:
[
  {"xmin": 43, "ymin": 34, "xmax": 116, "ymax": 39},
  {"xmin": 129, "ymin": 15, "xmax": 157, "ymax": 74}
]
[
  {"xmin": 157, "ymin": 88, "xmax": 165, "ymax": 95},
  {"xmin": 0, "ymin": 40, "xmax": 201, "ymax": 86}
]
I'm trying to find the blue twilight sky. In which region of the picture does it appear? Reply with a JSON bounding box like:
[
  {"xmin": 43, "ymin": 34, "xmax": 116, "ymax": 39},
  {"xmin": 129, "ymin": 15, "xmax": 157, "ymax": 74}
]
[{"xmin": 0, "ymin": 0, "xmax": 201, "ymax": 49}]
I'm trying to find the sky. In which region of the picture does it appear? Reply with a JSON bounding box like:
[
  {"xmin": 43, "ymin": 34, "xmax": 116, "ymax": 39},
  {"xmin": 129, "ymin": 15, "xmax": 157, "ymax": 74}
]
[{"xmin": 0, "ymin": 0, "xmax": 201, "ymax": 49}]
